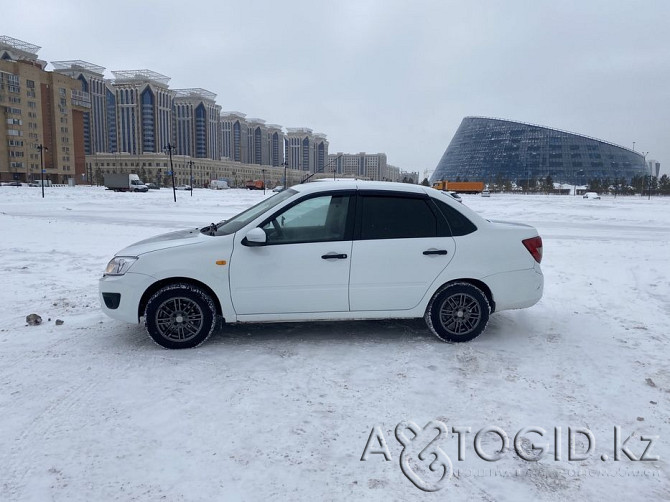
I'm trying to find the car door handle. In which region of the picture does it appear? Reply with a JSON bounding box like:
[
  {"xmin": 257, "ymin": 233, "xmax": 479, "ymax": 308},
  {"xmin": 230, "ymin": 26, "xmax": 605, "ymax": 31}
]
[
  {"xmin": 321, "ymin": 253, "xmax": 348, "ymax": 260},
  {"xmin": 423, "ymin": 249, "xmax": 448, "ymax": 255}
]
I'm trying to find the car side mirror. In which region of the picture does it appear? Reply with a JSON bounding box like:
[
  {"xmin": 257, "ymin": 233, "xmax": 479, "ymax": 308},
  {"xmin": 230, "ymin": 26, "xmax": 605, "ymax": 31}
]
[{"xmin": 242, "ymin": 227, "xmax": 267, "ymax": 246}]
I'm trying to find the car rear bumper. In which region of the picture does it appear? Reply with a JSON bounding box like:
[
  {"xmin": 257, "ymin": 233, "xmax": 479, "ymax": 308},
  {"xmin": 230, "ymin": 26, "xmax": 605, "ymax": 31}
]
[
  {"xmin": 484, "ymin": 264, "xmax": 544, "ymax": 312},
  {"xmin": 99, "ymin": 272, "xmax": 155, "ymax": 323}
]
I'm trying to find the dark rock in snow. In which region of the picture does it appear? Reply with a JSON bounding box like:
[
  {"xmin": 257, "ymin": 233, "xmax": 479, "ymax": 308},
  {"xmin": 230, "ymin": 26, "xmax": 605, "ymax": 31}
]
[
  {"xmin": 55, "ymin": 319, "xmax": 64, "ymax": 326},
  {"xmin": 26, "ymin": 314, "xmax": 42, "ymax": 326}
]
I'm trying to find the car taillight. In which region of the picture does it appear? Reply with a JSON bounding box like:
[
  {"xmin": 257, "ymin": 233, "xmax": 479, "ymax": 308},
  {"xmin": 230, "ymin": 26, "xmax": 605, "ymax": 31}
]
[{"xmin": 522, "ymin": 236, "xmax": 543, "ymax": 264}]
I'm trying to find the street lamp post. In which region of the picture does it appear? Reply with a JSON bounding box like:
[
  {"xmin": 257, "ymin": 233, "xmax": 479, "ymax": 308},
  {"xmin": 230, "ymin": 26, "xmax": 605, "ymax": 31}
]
[
  {"xmin": 643, "ymin": 152, "xmax": 651, "ymax": 200},
  {"xmin": 188, "ymin": 159, "xmax": 194, "ymax": 197},
  {"xmin": 165, "ymin": 143, "xmax": 177, "ymax": 202},
  {"xmin": 37, "ymin": 144, "xmax": 47, "ymax": 198},
  {"xmin": 262, "ymin": 168, "xmax": 266, "ymax": 195}
]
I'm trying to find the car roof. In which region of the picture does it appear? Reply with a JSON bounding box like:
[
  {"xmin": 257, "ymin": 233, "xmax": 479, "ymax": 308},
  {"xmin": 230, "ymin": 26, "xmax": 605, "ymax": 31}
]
[
  {"xmin": 293, "ymin": 180, "xmax": 429, "ymax": 194},
  {"xmin": 290, "ymin": 180, "xmax": 489, "ymax": 226}
]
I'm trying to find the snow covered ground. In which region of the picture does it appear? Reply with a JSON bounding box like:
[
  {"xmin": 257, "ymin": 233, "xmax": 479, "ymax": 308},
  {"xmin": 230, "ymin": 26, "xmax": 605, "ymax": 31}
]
[{"xmin": 1, "ymin": 185, "xmax": 668, "ymax": 501}]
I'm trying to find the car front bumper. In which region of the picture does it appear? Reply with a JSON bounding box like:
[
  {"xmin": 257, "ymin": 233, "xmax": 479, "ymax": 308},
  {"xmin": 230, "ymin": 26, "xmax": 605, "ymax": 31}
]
[{"xmin": 99, "ymin": 271, "xmax": 155, "ymax": 323}]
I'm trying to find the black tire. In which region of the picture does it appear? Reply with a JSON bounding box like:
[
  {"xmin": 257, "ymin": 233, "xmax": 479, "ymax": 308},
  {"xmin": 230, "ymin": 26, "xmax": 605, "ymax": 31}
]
[
  {"xmin": 426, "ymin": 282, "xmax": 490, "ymax": 343},
  {"xmin": 144, "ymin": 284, "xmax": 217, "ymax": 349}
]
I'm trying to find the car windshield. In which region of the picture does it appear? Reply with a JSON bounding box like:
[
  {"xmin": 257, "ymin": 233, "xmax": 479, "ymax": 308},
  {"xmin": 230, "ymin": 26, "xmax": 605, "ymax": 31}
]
[{"xmin": 205, "ymin": 188, "xmax": 297, "ymax": 236}]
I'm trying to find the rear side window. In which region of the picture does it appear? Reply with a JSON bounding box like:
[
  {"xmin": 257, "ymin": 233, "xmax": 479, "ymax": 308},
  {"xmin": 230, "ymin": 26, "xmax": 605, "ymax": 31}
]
[
  {"xmin": 359, "ymin": 195, "xmax": 440, "ymax": 240},
  {"xmin": 430, "ymin": 198, "xmax": 477, "ymax": 236}
]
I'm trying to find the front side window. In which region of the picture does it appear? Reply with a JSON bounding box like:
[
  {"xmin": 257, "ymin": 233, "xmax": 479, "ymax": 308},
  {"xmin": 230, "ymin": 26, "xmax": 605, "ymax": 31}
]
[
  {"xmin": 262, "ymin": 194, "xmax": 351, "ymax": 244},
  {"xmin": 211, "ymin": 189, "xmax": 296, "ymax": 236},
  {"xmin": 359, "ymin": 195, "xmax": 442, "ymax": 240}
]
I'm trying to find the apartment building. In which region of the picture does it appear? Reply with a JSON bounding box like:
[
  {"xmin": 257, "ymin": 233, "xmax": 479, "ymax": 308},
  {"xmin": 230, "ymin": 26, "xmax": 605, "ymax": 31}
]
[
  {"xmin": 327, "ymin": 152, "xmax": 388, "ymax": 180},
  {"xmin": 0, "ymin": 36, "xmax": 89, "ymax": 184},
  {"xmin": 285, "ymin": 128, "xmax": 329, "ymax": 172},
  {"xmin": 173, "ymin": 88, "xmax": 221, "ymax": 159}
]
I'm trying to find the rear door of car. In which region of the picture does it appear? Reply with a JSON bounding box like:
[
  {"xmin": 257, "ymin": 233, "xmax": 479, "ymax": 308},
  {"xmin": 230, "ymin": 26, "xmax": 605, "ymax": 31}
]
[{"xmin": 349, "ymin": 191, "xmax": 456, "ymax": 311}]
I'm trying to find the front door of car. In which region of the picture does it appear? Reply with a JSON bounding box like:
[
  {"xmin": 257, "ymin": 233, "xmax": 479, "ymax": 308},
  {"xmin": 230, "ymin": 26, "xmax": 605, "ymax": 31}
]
[
  {"xmin": 349, "ymin": 193, "xmax": 456, "ymax": 311},
  {"xmin": 230, "ymin": 192, "xmax": 355, "ymax": 315}
]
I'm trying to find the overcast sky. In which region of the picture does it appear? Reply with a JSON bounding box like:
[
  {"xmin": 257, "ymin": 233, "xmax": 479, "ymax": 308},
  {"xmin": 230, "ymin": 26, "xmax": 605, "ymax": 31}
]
[{"xmin": 5, "ymin": 0, "xmax": 670, "ymax": 176}]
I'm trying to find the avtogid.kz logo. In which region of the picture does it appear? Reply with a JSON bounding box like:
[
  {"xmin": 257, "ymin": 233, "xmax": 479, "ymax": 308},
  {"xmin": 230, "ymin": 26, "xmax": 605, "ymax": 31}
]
[
  {"xmin": 361, "ymin": 421, "xmax": 659, "ymax": 492},
  {"xmin": 395, "ymin": 420, "xmax": 452, "ymax": 492}
]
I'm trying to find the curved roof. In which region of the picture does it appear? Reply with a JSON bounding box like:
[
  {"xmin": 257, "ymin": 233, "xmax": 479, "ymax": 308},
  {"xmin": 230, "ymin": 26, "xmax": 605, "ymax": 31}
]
[{"xmin": 465, "ymin": 116, "xmax": 639, "ymax": 155}]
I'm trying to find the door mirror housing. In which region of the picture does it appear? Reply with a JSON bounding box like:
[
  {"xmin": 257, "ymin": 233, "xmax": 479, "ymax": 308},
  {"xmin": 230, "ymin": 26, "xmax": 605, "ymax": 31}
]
[{"xmin": 243, "ymin": 227, "xmax": 267, "ymax": 246}]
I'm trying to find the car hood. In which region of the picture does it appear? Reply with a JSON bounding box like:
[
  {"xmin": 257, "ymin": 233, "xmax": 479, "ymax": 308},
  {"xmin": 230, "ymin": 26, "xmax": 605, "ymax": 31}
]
[{"xmin": 117, "ymin": 228, "xmax": 205, "ymax": 256}]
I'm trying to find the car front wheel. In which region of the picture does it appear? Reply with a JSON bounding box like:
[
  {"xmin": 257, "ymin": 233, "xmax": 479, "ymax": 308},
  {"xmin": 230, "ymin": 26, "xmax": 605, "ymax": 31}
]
[
  {"xmin": 426, "ymin": 282, "xmax": 490, "ymax": 343},
  {"xmin": 144, "ymin": 284, "xmax": 217, "ymax": 349}
]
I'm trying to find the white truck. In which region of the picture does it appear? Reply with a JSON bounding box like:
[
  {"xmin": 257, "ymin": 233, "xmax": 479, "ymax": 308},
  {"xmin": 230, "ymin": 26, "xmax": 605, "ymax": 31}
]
[
  {"xmin": 209, "ymin": 179, "xmax": 229, "ymax": 190},
  {"xmin": 104, "ymin": 173, "xmax": 148, "ymax": 192}
]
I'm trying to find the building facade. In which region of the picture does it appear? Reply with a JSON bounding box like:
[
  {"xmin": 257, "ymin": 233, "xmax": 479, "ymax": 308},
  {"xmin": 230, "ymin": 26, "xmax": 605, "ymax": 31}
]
[
  {"xmin": 220, "ymin": 111, "xmax": 248, "ymax": 163},
  {"xmin": 111, "ymin": 70, "xmax": 174, "ymax": 155},
  {"xmin": 1, "ymin": 36, "xmax": 89, "ymax": 184},
  {"xmin": 327, "ymin": 152, "xmax": 388, "ymax": 180},
  {"xmin": 647, "ymin": 159, "xmax": 661, "ymax": 178},
  {"xmin": 265, "ymin": 123, "xmax": 284, "ymax": 167},
  {"xmin": 86, "ymin": 152, "xmax": 306, "ymax": 189},
  {"xmin": 432, "ymin": 117, "xmax": 648, "ymax": 186},
  {"xmin": 173, "ymin": 88, "xmax": 221, "ymax": 159},
  {"xmin": 285, "ymin": 128, "xmax": 328, "ymax": 173},
  {"xmin": 2, "ymin": 34, "xmax": 409, "ymax": 185},
  {"xmin": 52, "ymin": 60, "xmax": 109, "ymax": 155}
]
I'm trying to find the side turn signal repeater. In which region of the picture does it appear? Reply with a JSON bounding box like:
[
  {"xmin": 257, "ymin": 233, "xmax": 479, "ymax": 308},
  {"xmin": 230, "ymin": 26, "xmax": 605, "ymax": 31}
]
[{"xmin": 215, "ymin": 260, "xmax": 227, "ymax": 266}]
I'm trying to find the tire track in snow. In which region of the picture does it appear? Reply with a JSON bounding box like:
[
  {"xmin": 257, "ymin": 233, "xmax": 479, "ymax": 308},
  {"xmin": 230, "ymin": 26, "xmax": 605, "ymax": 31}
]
[{"xmin": 0, "ymin": 379, "xmax": 100, "ymax": 501}]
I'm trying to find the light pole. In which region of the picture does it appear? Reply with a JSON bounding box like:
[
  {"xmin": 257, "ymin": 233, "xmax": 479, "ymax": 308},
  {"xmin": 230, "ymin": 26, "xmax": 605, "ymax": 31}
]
[
  {"xmin": 165, "ymin": 143, "xmax": 177, "ymax": 202},
  {"xmin": 37, "ymin": 144, "xmax": 47, "ymax": 198},
  {"xmin": 188, "ymin": 159, "xmax": 194, "ymax": 197},
  {"xmin": 643, "ymin": 152, "xmax": 650, "ymax": 200},
  {"xmin": 262, "ymin": 168, "xmax": 266, "ymax": 194},
  {"xmin": 282, "ymin": 161, "xmax": 288, "ymax": 189}
]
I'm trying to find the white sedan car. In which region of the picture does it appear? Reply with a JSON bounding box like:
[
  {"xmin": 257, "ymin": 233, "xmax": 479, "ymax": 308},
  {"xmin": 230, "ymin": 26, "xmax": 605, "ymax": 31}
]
[{"xmin": 100, "ymin": 181, "xmax": 544, "ymax": 349}]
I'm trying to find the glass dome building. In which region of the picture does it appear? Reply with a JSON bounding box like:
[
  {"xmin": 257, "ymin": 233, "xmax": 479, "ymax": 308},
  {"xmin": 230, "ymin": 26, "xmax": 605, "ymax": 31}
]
[{"xmin": 431, "ymin": 117, "xmax": 647, "ymax": 186}]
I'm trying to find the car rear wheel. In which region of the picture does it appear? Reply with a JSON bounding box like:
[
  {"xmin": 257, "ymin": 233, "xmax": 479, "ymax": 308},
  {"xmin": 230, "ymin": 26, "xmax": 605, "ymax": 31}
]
[
  {"xmin": 426, "ymin": 282, "xmax": 490, "ymax": 343},
  {"xmin": 144, "ymin": 284, "xmax": 217, "ymax": 349}
]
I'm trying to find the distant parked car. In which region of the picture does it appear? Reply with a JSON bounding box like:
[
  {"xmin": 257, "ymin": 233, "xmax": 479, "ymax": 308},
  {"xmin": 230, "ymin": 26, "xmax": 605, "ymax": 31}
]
[
  {"xmin": 145, "ymin": 182, "xmax": 160, "ymax": 190},
  {"xmin": 175, "ymin": 185, "xmax": 192, "ymax": 191},
  {"xmin": 100, "ymin": 181, "xmax": 544, "ymax": 349},
  {"xmin": 446, "ymin": 191, "xmax": 462, "ymax": 203},
  {"xmin": 583, "ymin": 192, "xmax": 601, "ymax": 199},
  {"xmin": 481, "ymin": 190, "xmax": 491, "ymax": 197},
  {"xmin": 272, "ymin": 185, "xmax": 284, "ymax": 193},
  {"xmin": 1, "ymin": 181, "xmax": 22, "ymax": 186},
  {"xmin": 28, "ymin": 182, "xmax": 39, "ymax": 187}
]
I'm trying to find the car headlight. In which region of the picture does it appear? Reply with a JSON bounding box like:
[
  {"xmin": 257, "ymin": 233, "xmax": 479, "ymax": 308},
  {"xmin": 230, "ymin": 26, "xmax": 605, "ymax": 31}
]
[{"xmin": 104, "ymin": 256, "xmax": 138, "ymax": 276}]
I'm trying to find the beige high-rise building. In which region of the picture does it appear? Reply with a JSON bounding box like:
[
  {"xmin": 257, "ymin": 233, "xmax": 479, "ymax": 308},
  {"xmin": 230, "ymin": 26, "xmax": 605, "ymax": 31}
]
[
  {"xmin": 285, "ymin": 128, "xmax": 328, "ymax": 173},
  {"xmin": 0, "ymin": 36, "xmax": 90, "ymax": 184},
  {"xmin": 173, "ymin": 88, "xmax": 221, "ymax": 159},
  {"xmin": 327, "ymin": 152, "xmax": 388, "ymax": 181},
  {"xmin": 111, "ymin": 70, "xmax": 174, "ymax": 155},
  {"xmin": 220, "ymin": 111, "xmax": 249, "ymax": 163}
]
